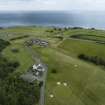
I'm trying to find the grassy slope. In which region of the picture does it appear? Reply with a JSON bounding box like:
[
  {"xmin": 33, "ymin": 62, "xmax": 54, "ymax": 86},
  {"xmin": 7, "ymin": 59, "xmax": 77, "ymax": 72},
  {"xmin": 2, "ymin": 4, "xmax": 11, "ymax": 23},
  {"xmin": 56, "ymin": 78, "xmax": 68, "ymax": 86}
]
[
  {"xmin": 1, "ymin": 26, "xmax": 50, "ymax": 74},
  {"xmin": 1, "ymin": 27, "xmax": 105, "ymax": 105},
  {"xmin": 63, "ymin": 29, "xmax": 105, "ymax": 37},
  {"xmin": 3, "ymin": 42, "xmax": 34, "ymax": 74},
  {"xmin": 58, "ymin": 39, "xmax": 105, "ymax": 58},
  {"xmin": 32, "ymin": 46, "xmax": 105, "ymax": 105}
]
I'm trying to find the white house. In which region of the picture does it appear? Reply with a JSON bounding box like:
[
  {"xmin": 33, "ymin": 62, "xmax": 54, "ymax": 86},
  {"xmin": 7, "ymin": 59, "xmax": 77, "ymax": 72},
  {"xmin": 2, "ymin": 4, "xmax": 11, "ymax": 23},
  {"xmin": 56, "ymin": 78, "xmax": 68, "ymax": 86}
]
[
  {"xmin": 33, "ymin": 64, "xmax": 37, "ymax": 70},
  {"xmin": 33, "ymin": 64, "xmax": 45, "ymax": 71},
  {"xmin": 32, "ymin": 64, "xmax": 45, "ymax": 76}
]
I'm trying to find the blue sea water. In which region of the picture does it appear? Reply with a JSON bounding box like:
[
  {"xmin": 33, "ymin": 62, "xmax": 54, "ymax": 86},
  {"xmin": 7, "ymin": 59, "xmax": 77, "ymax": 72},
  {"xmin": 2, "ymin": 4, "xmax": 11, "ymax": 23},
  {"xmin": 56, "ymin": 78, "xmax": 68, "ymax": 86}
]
[{"xmin": 0, "ymin": 11, "xmax": 105, "ymax": 29}]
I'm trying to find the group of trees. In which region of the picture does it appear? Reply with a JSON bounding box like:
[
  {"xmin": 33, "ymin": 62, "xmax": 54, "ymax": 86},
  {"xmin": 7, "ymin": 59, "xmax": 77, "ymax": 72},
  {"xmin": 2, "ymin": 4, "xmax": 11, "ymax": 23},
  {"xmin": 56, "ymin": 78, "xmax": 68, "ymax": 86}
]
[
  {"xmin": 0, "ymin": 39, "xmax": 10, "ymax": 51},
  {"xmin": 0, "ymin": 76, "xmax": 40, "ymax": 105},
  {"xmin": 78, "ymin": 54, "xmax": 105, "ymax": 67},
  {"xmin": 46, "ymin": 27, "xmax": 86, "ymax": 37},
  {"xmin": 46, "ymin": 27, "xmax": 68, "ymax": 34},
  {"xmin": 54, "ymin": 35, "xmax": 64, "ymax": 40},
  {"xmin": 0, "ymin": 39, "xmax": 40, "ymax": 105},
  {"xmin": 0, "ymin": 27, "xmax": 3, "ymax": 29},
  {"xmin": 71, "ymin": 27, "xmax": 83, "ymax": 29},
  {"xmin": 52, "ymin": 27, "xmax": 83, "ymax": 31},
  {"xmin": 0, "ymin": 57, "xmax": 19, "ymax": 80},
  {"xmin": 0, "ymin": 39, "xmax": 19, "ymax": 80}
]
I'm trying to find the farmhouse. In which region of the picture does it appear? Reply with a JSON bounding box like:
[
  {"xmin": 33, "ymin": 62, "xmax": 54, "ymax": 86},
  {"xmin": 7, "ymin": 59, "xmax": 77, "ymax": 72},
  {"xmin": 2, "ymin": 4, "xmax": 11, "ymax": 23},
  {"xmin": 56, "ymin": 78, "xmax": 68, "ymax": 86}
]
[
  {"xmin": 21, "ymin": 63, "xmax": 45, "ymax": 83},
  {"xmin": 32, "ymin": 63, "xmax": 45, "ymax": 77}
]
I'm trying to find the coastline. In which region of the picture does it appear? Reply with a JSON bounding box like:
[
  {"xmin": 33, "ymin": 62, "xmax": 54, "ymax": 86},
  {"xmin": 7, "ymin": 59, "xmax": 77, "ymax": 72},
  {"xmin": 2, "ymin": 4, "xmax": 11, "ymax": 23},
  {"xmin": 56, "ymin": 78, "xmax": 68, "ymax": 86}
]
[
  {"xmin": 0, "ymin": 11, "xmax": 105, "ymax": 30},
  {"xmin": 1, "ymin": 25, "xmax": 105, "ymax": 31}
]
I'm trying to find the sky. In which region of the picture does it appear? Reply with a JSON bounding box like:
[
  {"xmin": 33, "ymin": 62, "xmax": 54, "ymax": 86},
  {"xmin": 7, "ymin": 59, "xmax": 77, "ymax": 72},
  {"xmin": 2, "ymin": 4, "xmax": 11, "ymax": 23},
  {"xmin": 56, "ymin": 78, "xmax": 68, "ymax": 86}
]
[{"xmin": 0, "ymin": 0, "xmax": 105, "ymax": 11}]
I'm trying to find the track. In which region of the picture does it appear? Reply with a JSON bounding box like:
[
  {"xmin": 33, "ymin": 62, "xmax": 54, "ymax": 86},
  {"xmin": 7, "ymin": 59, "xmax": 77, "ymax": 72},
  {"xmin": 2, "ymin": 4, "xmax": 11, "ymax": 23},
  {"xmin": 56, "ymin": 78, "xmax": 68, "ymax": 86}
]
[{"xmin": 25, "ymin": 45, "xmax": 48, "ymax": 105}]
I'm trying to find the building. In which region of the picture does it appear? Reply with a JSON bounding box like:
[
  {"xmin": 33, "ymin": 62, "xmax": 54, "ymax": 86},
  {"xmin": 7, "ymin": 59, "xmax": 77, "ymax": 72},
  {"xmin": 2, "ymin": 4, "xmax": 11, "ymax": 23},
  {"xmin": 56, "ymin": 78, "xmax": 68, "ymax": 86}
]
[
  {"xmin": 32, "ymin": 64, "xmax": 45, "ymax": 77},
  {"xmin": 26, "ymin": 38, "xmax": 49, "ymax": 47}
]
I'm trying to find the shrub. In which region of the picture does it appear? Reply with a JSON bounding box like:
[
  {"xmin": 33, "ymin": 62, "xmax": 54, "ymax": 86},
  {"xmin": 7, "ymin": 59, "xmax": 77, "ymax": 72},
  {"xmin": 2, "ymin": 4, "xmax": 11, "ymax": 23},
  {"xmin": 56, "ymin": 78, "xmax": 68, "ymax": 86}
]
[
  {"xmin": 51, "ymin": 68, "xmax": 57, "ymax": 74},
  {"xmin": 72, "ymin": 27, "xmax": 83, "ymax": 29},
  {"xmin": 11, "ymin": 48, "xmax": 19, "ymax": 53}
]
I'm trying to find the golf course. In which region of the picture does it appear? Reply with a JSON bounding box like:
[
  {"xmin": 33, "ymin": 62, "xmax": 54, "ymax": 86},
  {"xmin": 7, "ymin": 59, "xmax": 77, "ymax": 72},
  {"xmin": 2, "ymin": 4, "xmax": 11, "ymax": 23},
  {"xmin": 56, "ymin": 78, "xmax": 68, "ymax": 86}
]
[{"xmin": 1, "ymin": 26, "xmax": 105, "ymax": 105}]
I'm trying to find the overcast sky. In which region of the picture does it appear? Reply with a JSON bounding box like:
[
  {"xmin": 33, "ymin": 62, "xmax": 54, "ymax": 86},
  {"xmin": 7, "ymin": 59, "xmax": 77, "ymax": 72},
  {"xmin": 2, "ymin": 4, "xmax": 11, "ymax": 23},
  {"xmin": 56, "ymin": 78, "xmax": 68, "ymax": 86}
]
[{"xmin": 0, "ymin": 0, "xmax": 105, "ymax": 11}]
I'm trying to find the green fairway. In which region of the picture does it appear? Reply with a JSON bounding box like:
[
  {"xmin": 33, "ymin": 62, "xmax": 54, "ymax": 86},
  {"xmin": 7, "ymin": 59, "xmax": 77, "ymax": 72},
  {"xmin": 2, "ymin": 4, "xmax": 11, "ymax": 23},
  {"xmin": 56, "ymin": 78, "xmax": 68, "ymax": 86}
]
[
  {"xmin": 1, "ymin": 26, "xmax": 105, "ymax": 105},
  {"xmin": 32, "ymin": 46, "xmax": 105, "ymax": 105},
  {"xmin": 58, "ymin": 38, "xmax": 105, "ymax": 58}
]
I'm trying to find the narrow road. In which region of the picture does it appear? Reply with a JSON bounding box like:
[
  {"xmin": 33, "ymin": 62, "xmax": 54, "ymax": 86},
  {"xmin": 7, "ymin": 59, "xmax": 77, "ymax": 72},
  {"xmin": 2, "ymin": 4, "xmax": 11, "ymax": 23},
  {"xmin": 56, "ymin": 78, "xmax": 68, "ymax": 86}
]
[
  {"xmin": 25, "ymin": 45, "xmax": 48, "ymax": 105},
  {"xmin": 39, "ymin": 64, "xmax": 47, "ymax": 105}
]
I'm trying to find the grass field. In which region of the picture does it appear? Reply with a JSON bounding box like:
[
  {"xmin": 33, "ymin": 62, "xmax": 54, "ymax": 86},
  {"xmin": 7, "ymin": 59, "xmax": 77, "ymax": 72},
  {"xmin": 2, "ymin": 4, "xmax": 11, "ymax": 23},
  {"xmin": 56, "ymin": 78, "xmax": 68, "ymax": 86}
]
[
  {"xmin": 1, "ymin": 26, "xmax": 105, "ymax": 105},
  {"xmin": 58, "ymin": 39, "xmax": 105, "ymax": 58}
]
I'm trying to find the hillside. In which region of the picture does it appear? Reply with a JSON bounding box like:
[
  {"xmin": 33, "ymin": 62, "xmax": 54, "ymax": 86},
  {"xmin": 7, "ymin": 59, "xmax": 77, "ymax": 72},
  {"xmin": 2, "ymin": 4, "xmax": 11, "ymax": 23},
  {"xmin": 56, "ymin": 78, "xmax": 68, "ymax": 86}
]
[{"xmin": 1, "ymin": 26, "xmax": 105, "ymax": 105}]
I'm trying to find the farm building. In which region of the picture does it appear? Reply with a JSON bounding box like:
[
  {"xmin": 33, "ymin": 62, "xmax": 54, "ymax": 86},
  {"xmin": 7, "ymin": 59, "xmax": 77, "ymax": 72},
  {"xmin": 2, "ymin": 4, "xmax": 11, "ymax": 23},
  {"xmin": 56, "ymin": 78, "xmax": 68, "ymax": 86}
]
[
  {"xmin": 26, "ymin": 38, "xmax": 49, "ymax": 47},
  {"xmin": 32, "ymin": 63, "xmax": 45, "ymax": 77}
]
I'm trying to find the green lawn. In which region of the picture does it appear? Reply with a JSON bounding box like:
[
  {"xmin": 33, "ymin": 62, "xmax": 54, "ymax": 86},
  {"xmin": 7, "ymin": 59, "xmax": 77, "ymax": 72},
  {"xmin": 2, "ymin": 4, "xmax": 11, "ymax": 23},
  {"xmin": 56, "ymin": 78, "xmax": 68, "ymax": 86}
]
[
  {"xmin": 63, "ymin": 28, "xmax": 105, "ymax": 37},
  {"xmin": 32, "ymin": 46, "xmax": 105, "ymax": 105},
  {"xmin": 3, "ymin": 42, "xmax": 34, "ymax": 74},
  {"xmin": 58, "ymin": 39, "xmax": 105, "ymax": 58},
  {"xmin": 1, "ymin": 26, "xmax": 105, "ymax": 105}
]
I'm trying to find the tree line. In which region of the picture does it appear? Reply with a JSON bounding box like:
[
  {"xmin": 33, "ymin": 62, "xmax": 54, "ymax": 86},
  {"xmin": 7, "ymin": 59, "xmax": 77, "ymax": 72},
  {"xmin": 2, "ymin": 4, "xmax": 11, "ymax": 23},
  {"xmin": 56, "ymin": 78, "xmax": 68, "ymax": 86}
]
[
  {"xmin": 0, "ymin": 39, "xmax": 39, "ymax": 105},
  {"xmin": 78, "ymin": 54, "xmax": 105, "ymax": 67},
  {"xmin": 0, "ymin": 76, "xmax": 40, "ymax": 105}
]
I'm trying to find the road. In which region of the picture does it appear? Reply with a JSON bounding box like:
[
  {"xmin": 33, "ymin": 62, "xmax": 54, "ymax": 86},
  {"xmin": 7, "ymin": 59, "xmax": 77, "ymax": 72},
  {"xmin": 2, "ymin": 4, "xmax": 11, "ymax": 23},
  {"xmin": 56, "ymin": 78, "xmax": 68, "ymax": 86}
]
[
  {"xmin": 25, "ymin": 45, "xmax": 48, "ymax": 105},
  {"xmin": 39, "ymin": 63, "xmax": 47, "ymax": 105}
]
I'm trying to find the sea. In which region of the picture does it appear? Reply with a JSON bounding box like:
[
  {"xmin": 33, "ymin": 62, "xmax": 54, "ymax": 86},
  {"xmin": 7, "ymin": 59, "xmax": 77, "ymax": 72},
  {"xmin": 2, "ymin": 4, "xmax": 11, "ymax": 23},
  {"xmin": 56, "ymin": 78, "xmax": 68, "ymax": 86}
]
[{"xmin": 0, "ymin": 11, "xmax": 105, "ymax": 29}]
